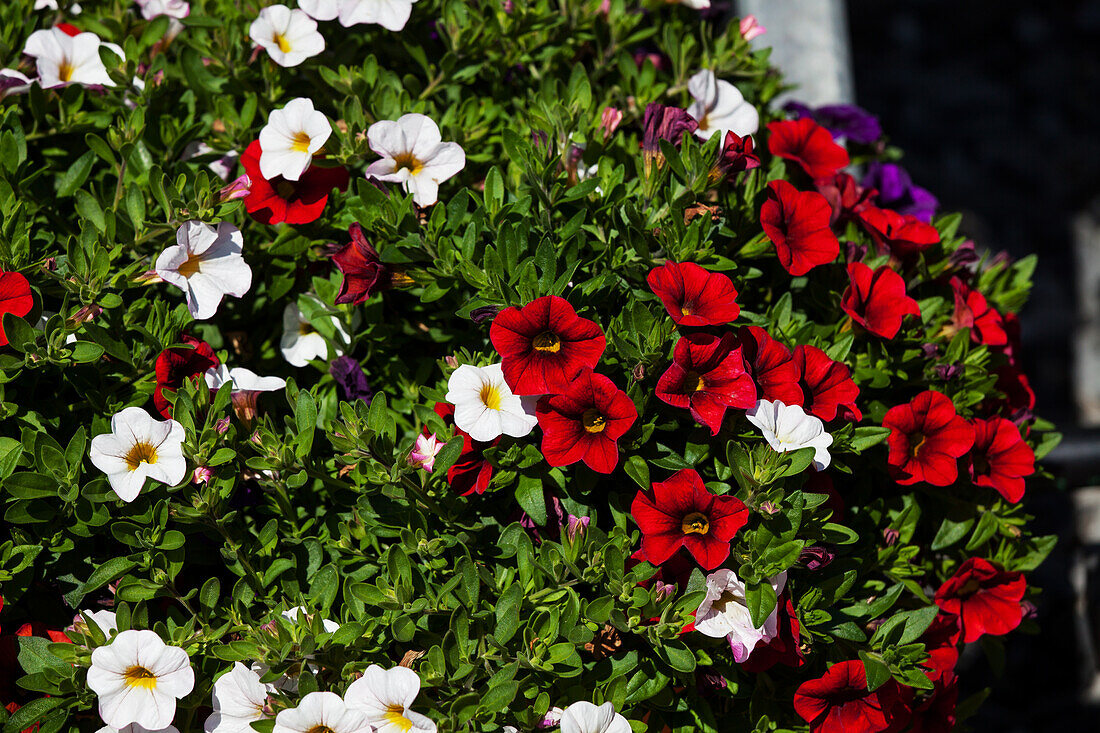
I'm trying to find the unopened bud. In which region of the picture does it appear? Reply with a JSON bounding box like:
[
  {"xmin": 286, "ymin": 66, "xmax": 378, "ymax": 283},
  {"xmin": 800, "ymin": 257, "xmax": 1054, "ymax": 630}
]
[
  {"xmin": 759, "ymin": 501, "xmax": 780, "ymax": 515},
  {"xmin": 193, "ymin": 466, "xmax": 213, "ymax": 484},
  {"xmin": 215, "ymin": 416, "xmax": 231, "ymax": 434},
  {"xmin": 566, "ymin": 514, "xmax": 590, "ymax": 541},
  {"xmin": 444, "ymin": 355, "xmax": 459, "ymax": 368},
  {"xmin": 652, "ymin": 581, "xmax": 675, "ymax": 603},
  {"xmin": 218, "ymin": 174, "xmax": 251, "ymax": 202},
  {"xmin": 882, "ymin": 527, "xmax": 900, "ymax": 546},
  {"xmin": 632, "ymin": 363, "xmax": 646, "ymax": 381}
]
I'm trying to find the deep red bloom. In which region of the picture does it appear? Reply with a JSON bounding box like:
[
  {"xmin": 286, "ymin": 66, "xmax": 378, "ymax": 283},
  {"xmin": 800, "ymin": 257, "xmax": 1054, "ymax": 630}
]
[
  {"xmin": 907, "ymin": 672, "xmax": 959, "ymax": 733},
  {"xmin": 646, "ymin": 261, "xmax": 740, "ymax": 327},
  {"xmin": 737, "ymin": 326, "xmax": 803, "ymax": 406},
  {"xmin": 794, "ymin": 345, "xmax": 862, "ymax": 422},
  {"xmin": 741, "ymin": 596, "xmax": 806, "ymax": 672},
  {"xmin": 841, "ymin": 262, "xmax": 921, "ymax": 339},
  {"xmin": 993, "ymin": 365, "xmax": 1036, "ymax": 414},
  {"xmin": 434, "ymin": 403, "xmax": 497, "ymax": 496},
  {"xmin": 240, "ymin": 140, "xmax": 349, "ymax": 225},
  {"xmin": 630, "ymin": 468, "xmax": 749, "ymax": 569},
  {"xmin": 490, "ymin": 295, "xmax": 606, "ymax": 396},
  {"xmin": 655, "ymin": 332, "xmax": 756, "ymax": 435},
  {"xmin": 966, "ymin": 417, "xmax": 1035, "ymax": 503},
  {"xmin": 948, "ymin": 277, "xmax": 1007, "ymax": 346},
  {"xmin": 332, "ymin": 223, "xmax": 392, "ymax": 305},
  {"xmin": 858, "ymin": 207, "xmax": 941, "ymax": 259},
  {"xmin": 0, "ymin": 271, "xmax": 33, "ymax": 348},
  {"xmin": 760, "ymin": 180, "xmax": 840, "ymax": 277},
  {"xmin": 815, "ymin": 172, "xmax": 876, "ymax": 226},
  {"xmin": 57, "ymin": 24, "xmax": 81, "ymax": 37},
  {"xmin": 793, "ymin": 660, "xmax": 903, "ymax": 733},
  {"xmin": 719, "ymin": 130, "xmax": 761, "ymax": 176},
  {"xmin": 920, "ymin": 613, "xmax": 961, "ymax": 683},
  {"xmin": 934, "ymin": 557, "xmax": 1026, "ymax": 643},
  {"xmin": 153, "ymin": 335, "xmax": 219, "ymax": 419},
  {"xmin": 767, "ymin": 118, "xmax": 850, "ymax": 179},
  {"xmin": 883, "ymin": 390, "xmax": 975, "ymax": 486},
  {"xmin": 535, "ymin": 369, "xmax": 637, "ymax": 474}
]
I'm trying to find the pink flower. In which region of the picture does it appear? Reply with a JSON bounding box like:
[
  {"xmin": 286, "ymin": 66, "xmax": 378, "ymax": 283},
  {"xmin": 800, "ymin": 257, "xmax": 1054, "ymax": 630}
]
[
  {"xmin": 739, "ymin": 15, "xmax": 766, "ymax": 41},
  {"xmin": 601, "ymin": 107, "xmax": 623, "ymax": 139},
  {"xmin": 409, "ymin": 433, "xmax": 444, "ymax": 472},
  {"xmin": 218, "ymin": 174, "xmax": 251, "ymax": 202},
  {"xmin": 193, "ymin": 466, "xmax": 213, "ymax": 484}
]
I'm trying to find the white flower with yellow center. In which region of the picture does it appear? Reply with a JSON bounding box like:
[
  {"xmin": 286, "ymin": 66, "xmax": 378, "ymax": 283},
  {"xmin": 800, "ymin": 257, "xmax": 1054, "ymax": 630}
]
[
  {"xmin": 344, "ymin": 665, "xmax": 436, "ymax": 733},
  {"xmin": 686, "ymin": 69, "xmax": 759, "ymax": 141},
  {"xmin": 745, "ymin": 399, "xmax": 833, "ymax": 471},
  {"xmin": 155, "ymin": 221, "xmax": 252, "ymax": 321},
  {"xmin": 272, "ymin": 691, "xmax": 372, "ymax": 733},
  {"xmin": 89, "ymin": 407, "xmax": 187, "ymax": 503},
  {"xmin": 71, "ymin": 609, "xmax": 119, "ymax": 639},
  {"xmin": 259, "ymin": 98, "xmax": 331, "ymax": 182},
  {"xmin": 365, "ymin": 114, "xmax": 465, "ymax": 207},
  {"xmin": 249, "ymin": 5, "xmax": 325, "ymax": 68},
  {"xmin": 23, "ymin": 27, "xmax": 123, "ymax": 89},
  {"xmin": 280, "ymin": 302, "xmax": 348, "ymax": 367},
  {"xmin": 98, "ymin": 725, "xmax": 180, "ymax": 733},
  {"xmin": 445, "ymin": 363, "xmax": 537, "ymax": 442},
  {"xmin": 694, "ymin": 568, "xmax": 786, "ymax": 662},
  {"xmin": 559, "ymin": 701, "xmax": 631, "ymax": 733},
  {"xmin": 86, "ymin": 630, "xmax": 194, "ymax": 730},
  {"xmin": 203, "ymin": 662, "xmax": 272, "ymax": 733}
]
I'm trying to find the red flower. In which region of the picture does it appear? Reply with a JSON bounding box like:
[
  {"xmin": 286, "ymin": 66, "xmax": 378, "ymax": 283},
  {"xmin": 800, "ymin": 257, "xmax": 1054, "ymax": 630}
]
[
  {"xmin": 655, "ymin": 332, "xmax": 756, "ymax": 435},
  {"xmin": 718, "ymin": 130, "xmax": 761, "ymax": 176},
  {"xmin": 794, "ymin": 345, "xmax": 862, "ymax": 422},
  {"xmin": 490, "ymin": 295, "xmax": 606, "ymax": 396},
  {"xmin": 815, "ymin": 172, "xmax": 876, "ymax": 225},
  {"xmin": 858, "ymin": 207, "xmax": 941, "ymax": 259},
  {"xmin": 646, "ymin": 261, "xmax": 740, "ymax": 327},
  {"xmin": 966, "ymin": 417, "xmax": 1035, "ymax": 503},
  {"xmin": 841, "ymin": 262, "xmax": 921, "ymax": 339},
  {"xmin": 767, "ymin": 118, "xmax": 850, "ymax": 179},
  {"xmin": 993, "ymin": 365, "xmax": 1036, "ymax": 414},
  {"xmin": 934, "ymin": 557, "xmax": 1026, "ymax": 643},
  {"xmin": 907, "ymin": 672, "xmax": 959, "ymax": 733},
  {"xmin": 760, "ymin": 180, "xmax": 840, "ymax": 277},
  {"xmin": 883, "ymin": 390, "xmax": 975, "ymax": 486},
  {"xmin": 240, "ymin": 140, "xmax": 349, "ymax": 225},
  {"xmin": 793, "ymin": 660, "xmax": 903, "ymax": 733},
  {"xmin": 947, "ymin": 277, "xmax": 1007, "ymax": 346},
  {"xmin": 920, "ymin": 613, "xmax": 961, "ymax": 683},
  {"xmin": 332, "ymin": 223, "xmax": 392, "ymax": 305},
  {"xmin": 630, "ymin": 468, "xmax": 749, "ymax": 569},
  {"xmin": 737, "ymin": 326, "xmax": 803, "ymax": 406},
  {"xmin": 434, "ymin": 403, "xmax": 497, "ymax": 496},
  {"xmin": 0, "ymin": 271, "xmax": 33, "ymax": 348},
  {"xmin": 741, "ymin": 595, "xmax": 806, "ymax": 672},
  {"xmin": 535, "ymin": 369, "xmax": 637, "ymax": 474},
  {"xmin": 153, "ymin": 335, "xmax": 219, "ymax": 419}
]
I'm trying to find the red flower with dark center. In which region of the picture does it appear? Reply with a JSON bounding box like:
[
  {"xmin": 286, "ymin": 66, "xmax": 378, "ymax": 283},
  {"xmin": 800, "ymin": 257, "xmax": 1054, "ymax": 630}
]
[
  {"xmin": 841, "ymin": 262, "xmax": 921, "ymax": 339},
  {"xmin": 718, "ymin": 130, "xmax": 761, "ymax": 177},
  {"xmin": 920, "ymin": 613, "xmax": 961, "ymax": 683},
  {"xmin": 655, "ymin": 332, "xmax": 756, "ymax": 435},
  {"xmin": 741, "ymin": 595, "xmax": 806, "ymax": 672},
  {"xmin": 535, "ymin": 368, "xmax": 637, "ymax": 474},
  {"xmin": 767, "ymin": 118, "xmax": 850, "ymax": 179},
  {"xmin": 858, "ymin": 206, "xmax": 941, "ymax": 259},
  {"xmin": 332, "ymin": 223, "xmax": 392, "ymax": 305},
  {"xmin": 947, "ymin": 277, "xmax": 1007, "ymax": 346},
  {"xmin": 934, "ymin": 557, "xmax": 1026, "ymax": 643},
  {"xmin": 760, "ymin": 180, "xmax": 840, "ymax": 277},
  {"xmin": 883, "ymin": 390, "xmax": 975, "ymax": 486},
  {"xmin": 737, "ymin": 326, "xmax": 803, "ymax": 406},
  {"xmin": 240, "ymin": 140, "xmax": 349, "ymax": 225},
  {"xmin": 794, "ymin": 345, "xmax": 862, "ymax": 422},
  {"xmin": 434, "ymin": 403, "xmax": 498, "ymax": 496},
  {"xmin": 630, "ymin": 468, "xmax": 749, "ymax": 569},
  {"xmin": 490, "ymin": 295, "xmax": 606, "ymax": 396},
  {"xmin": 815, "ymin": 172, "xmax": 876, "ymax": 226},
  {"xmin": 0, "ymin": 271, "xmax": 33, "ymax": 348},
  {"xmin": 993, "ymin": 364, "xmax": 1036, "ymax": 414},
  {"xmin": 793, "ymin": 660, "xmax": 904, "ymax": 733},
  {"xmin": 966, "ymin": 417, "xmax": 1035, "ymax": 503},
  {"xmin": 646, "ymin": 261, "xmax": 741, "ymax": 327},
  {"xmin": 153, "ymin": 335, "xmax": 219, "ymax": 419}
]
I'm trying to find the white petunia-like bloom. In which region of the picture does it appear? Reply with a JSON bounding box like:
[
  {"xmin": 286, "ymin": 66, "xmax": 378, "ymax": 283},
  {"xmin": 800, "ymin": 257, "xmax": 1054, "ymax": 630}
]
[
  {"xmin": 98, "ymin": 725, "xmax": 179, "ymax": 733},
  {"xmin": 155, "ymin": 221, "xmax": 252, "ymax": 321},
  {"xmin": 678, "ymin": 0, "xmax": 710, "ymax": 8},
  {"xmin": 297, "ymin": 0, "xmax": 339, "ymax": 20},
  {"xmin": 89, "ymin": 407, "xmax": 187, "ymax": 503},
  {"xmin": 559, "ymin": 701, "xmax": 631, "ymax": 733},
  {"xmin": 204, "ymin": 365, "xmax": 287, "ymax": 394},
  {"xmin": 71, "ymin": 609, "xmax": 119, "ymax": 638},
  {"xmin": 445, "ymin": 363, "xmax": 537, "ymax": 443},
  {"xmin": 259, "ymin": 98, "xmax": 331, "ymax": 182},
  {"xmin": 694, "ymin": 568, "xmax": 787, "ymax": 662},
  {"xmin": 281, "ymin": 606, "xmax": 341, "ymax": 633},
  {"xmin": 686, "ymin": 69, "xmax": 759, "ymax": 140},
  {"xmin": 249, "ymin": 5, "xmax": 325, "ymax": 68},
  {"xmin": 279, "ymin": 302, "xmax": 348, "ymax": 367},
  {"xmin": 203, "ymin": 662, "xmax": 271, "ymax": 733},
  {"xmin": 0, "ymin": 69, "xmax": 33, "ymax": 99},
  {"xmin": 272, "ymin": 691, "xmax": 372, "ymax": 733},
  {"xmin": 23, "ymin": 28, "xmax": 124, "ymax": 89},
  {"xmin": 86, "ymin": 630, "xmax": 195, "ymax": 731},
  {"xmin": 365, "ymin": 114, "xmax": 465, "ymax": 207},
  {"xmin": 344, "ymin": 665, "xmax": 436, "ymax": 733},
  {"xmin": 136, "ymin": 0, "xmax": 190, "ymax": 20},
  {"xmin": 745, "ymin": 399, "xmax": 833, "ymax": 471},
  {"xmin": 339, "ymin": 0, "xmax": 420, "ymax": 30}
]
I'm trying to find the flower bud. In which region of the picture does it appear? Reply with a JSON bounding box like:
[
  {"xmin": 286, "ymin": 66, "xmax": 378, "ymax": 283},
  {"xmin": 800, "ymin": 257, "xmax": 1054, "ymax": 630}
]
[
  {"xmin": 652, "ymin": 581, "xmax": 675, "ymax": 603},
  {"xmin": 739, "ymin": 14, "xmax": 767, "ymax": 41},
  {"xmin": 215, "ymin": 415, "xmax": 231, "ymax": 434},
  {"xmin": 218, "ymin": 174, "xmax": 251, "ymax": 202},
  {"xmin": 600, "ymin": 106, "xmax": 623, "ymax": 139},
  {"xmin": 566, "ymin": 514, "xmax": 590, "ymax": 541},
  {"xmin": 882, "ymin": 527, "xmax": 900, "ymax": 546},
  {"xmin": 192, "ymin": 466, "xmax": 213, "ymax": 484},
  {"xmin": 470, "ymin": 305, "xmax": 501, "ymax": 324}
]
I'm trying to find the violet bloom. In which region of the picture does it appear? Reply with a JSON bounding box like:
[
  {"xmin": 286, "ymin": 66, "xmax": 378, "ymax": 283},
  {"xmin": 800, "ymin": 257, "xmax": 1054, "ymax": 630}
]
[
  {"xmin": 469, "ymin": 305, "xmax": 500, "ymax": 324},
  {"xmin": 330, "ymin": 356, "xmax": 373, "ymax": 403},
  {"xmin": 642, "ymin": 104, "xmax": 698, "ymax": 156},
  {"xmin": 784, "ymin": 101, "xmax": 882, "ymax": 145},
  {"xmin": 949, "ymin": 240, "xmax": 980, "ymax": 269},
  {"xmin": 798, "ymin": 546, "xmax": 834, "ymax": 570},
  {"xmin": 862, "ymin": 161, "xmax": 938, "ymax": 222}
]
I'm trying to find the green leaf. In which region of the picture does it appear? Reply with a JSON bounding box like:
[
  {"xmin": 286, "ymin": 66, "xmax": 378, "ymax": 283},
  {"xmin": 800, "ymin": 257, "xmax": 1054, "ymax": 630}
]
[
  {"xmin": 858, "ymin": 651, "xmax": 892, "ymax": 692},
  {"xmin": 514, "ymin": 475, "xmax": 546, "ymax": 525},
  {"xmin": 494, "ymin": 583, "xmax": 523, "ymax": 644},
  {"xmin": 56, "ymin": 151, "xmax": 96, "ymax": 197}
]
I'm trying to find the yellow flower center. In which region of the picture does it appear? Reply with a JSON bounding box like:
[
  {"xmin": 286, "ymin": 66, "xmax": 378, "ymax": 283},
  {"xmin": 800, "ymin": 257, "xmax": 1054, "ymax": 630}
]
[
  {"xmin": 383, "ymin": 706, "xmax": 414, "ymax": 732},
  {"xmin": 290, "ymin": 130, "xmax": 313, "ymax": 153},
  {"xmin": 123, "ymin": 665, "xmax": 158, "ymax": 689},
  {"xmin": 582, "ymin": 409, "xmax": 606, "ymax": 434},
  {"xmin": 124, "ymin": 441, "xmax": 159, "ymax": 471},
  {"xmin": 306, "ymin": 727, "xmax": 336, "ymax": 733},
  {"xmin": 479, "ymin": 383, "xmax": 502, "ymax": 411},
  {"xmin": 680, "ymin": 303, "xmax": 694, "ymax": 316},
  {"xmin": 392, "ymin": 152, "xmax": 423, "ymax": 175},
  {"xmin": 177, "ymin": 252, "xmax": 202, "ymax": 278},
  {"xmin": 273, "ymin": 32, "xmax": 292, "ymax": 54},
  {"xmin": 909, "ymin": 433, "xmax": 927, "ymax": 458},
  {"xmin": 532, "ymin": 332, "xmax": 561, "ymax": 353},
  {"xmin": 58, "ymin": 58, "xmax": 75, "ymax": 83},
  {"xmin": 684, "ymin": 371, "xmax": 706, "ymax": 393},
  {"xmin": 681, "ymin": 511, "xmax": 710, "ymax": 535}
]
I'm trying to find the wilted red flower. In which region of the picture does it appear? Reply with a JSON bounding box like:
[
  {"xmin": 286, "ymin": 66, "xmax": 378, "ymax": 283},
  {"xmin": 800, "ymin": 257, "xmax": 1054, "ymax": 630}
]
[
  {"xmin": 920, "ymin": 613, "xmax": 961, "ymax": 682},
  {"xmin": 934, "ymin": 557, "xmax": 1026, "ymax": 643},
  {"xmin": 947, "ymin": 277, "xmax": 1007, "ymax": 346},
  {"xmin": 240, "ymin": 140, "xmax": 349, "ymax": 225},
  {"xmin": 646, "ymin": 261, "xmax": 740, "ymax": 327},
  {"xmin": 630, "ymin": 468, "xmax": 749, "ymax": 569},
  {"xmin": 793, "ymin": 660, "xmax": 904, "ymax": 733},
  {"xmin": 858, "ymin": 206, "xmax": 941, "ymax": 259},
  {"xmin": 655, "ymin": 332, "xmax": 756, "ymax": 435},
  {"xmin": 153, "ymin": 335, "xmax": 219, "ymax": 418},
  {"xmin": 536, "ymin": 368, "xmax": 637, "ymax": 474},
  {"xmin": 490, "ymin": 295, "xmax": 606, "ymax": 396},
  {"xmin": 741, "ymin": 595, "xmax": 805, "ymax": 672},
  {"xmin": 760, "ymin": 180, "xmax": 839, "ymax": 277},
  {"xmin": 794, "ymin": 345, "xmax": 861, "ymax": 422},
  {"xmin": 332, "ymin": 223, "xmax": 392, "ymax": 305},
  {"xmin": 767, "ymin": 118, "xmax": 850, "ymax": 179},
  {"xmin": 966, "ymin": 417, "xmax": 1035, "ymax": 503},
  {"xmin": 737, "ymin": 326, "xmax": 803, "ymax": 406},
  {"xmin": 841, "ymin": 262, "xmax": 921, "ymax": 339},
  {"xmin": 642, "ymin": 103, "xmax": 698, "ymax": 156},
  {"xmin": 814, "ymin": 172, "xmax": 876, "ymax": 225},
  {"xmin": 884, "ymin": 390, "xmax": 975, "ymax": 486},
  {"xmin": 0, "ymin": 271, "xmax": 33, "ymax": 348},
  {"xmin": 718, "ymin": 130, "xmax": 761, "ymax": 176},
  {"xmin": 434, "ymin": 403, "xmax": 497, "ymax": 496}
]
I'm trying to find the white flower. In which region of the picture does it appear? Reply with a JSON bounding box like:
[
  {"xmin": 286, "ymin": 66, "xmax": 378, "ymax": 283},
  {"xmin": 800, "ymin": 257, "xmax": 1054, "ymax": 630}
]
[
  {"xmin": 204, "ymin": 365, "xmax": 286, "ymax": 394},
  {"xmin": 250, "ymin": 5, "xmax": 325, "ymax": 68},
  {"xmin": 339, "ymin": 0, "xmax": 420, "ymax": 31},
  {"xmin": 559, "ymin": 701, "xmax": 631, "ymax": 733},
  {"xmin": 344, "ymin": 665, "xmax": 436, "ymax": 733},
  {"xmin": 89, "ymin": 407, "xmax": 187, "ymax": 503},
  {"xmin": 365, "ymin": 114, "xmax": 465, "ymax": 206},
  {"xmin": 259, "ymin": 98, "xmax": 331, "ymax": 182},
  {"xmin": 0, "ymin": 69, "xmax": 33, "ymax": 99},
  {"xmin": 203, "ymin": 662, "xmax": 271, "ymax": 733},
  {"xmin": 35, "ymin": 0, "xmax": 82, "ymax": 10},
  {"xmin": 136, "ymin": 0, "xmax": 190, "ymax": 20},
  {"xmin": 679, "ymin": 0, "xmax": 710, "ymax": 8},
  {"xmin": 72, "ymin": 609, "xmax": 119, "ymax": 638},
  {"xmin": 686, "ymin": 69, "xmax": 759, "ymax": 140},
  {"xmin": 281, "ymin": 606, "xmax": 341, "ymax": 633},
  {"xmin": 745, "ymin": 399, "xmax": 833, "ymax": 470},
  {"xmin": 444, "ymin": 363, "xmax": 537, "ymax": 442},
  {"xmin": 98, "ymin": 726, "xmax": 179, "ymax": 733},
  {"xmin": 155, "ymin": 221, "xmax": 252, "ymax": 321},
  {"xmin": 297, "ymin": 0, "xmax": 339, "ymax": 20},
  {"xmin": 86, "ymin": 630, "xmax": 195, "ymax": 731},
  {"xmin": 694, "ymin": 568, "xmax": 786, "ymax": 662},
  {"xmin": 23, "ymin": 28, "xmax": 124, "ymax": 89},
  {"xmin": 273, "ymin": 691, "xmax": 372, "ymax": 733},
  {"xmin": 280, "ymin": 302, "xmax": 348, "ymax": 367}
]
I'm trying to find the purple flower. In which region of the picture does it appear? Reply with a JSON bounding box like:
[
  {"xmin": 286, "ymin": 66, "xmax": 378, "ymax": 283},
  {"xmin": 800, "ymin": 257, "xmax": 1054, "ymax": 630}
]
[
  {"xmin": 469, "ymin": 305, "xmax": 501, "ymax": 324},
  {"xmin": 784, "ymin": 101, "xmax": 883, "ymax": 145},
  {"xmin": 950, "ymin": 240, "xmax": 980, "ymax": 269},
  {"xmin": 798, "ymin": 546, "xmax": 834, "ymax": 571},
  {"xmin": 330, "ymin": 356, "xmax": 373, "ymax": 403},
  {"xmin": 935, "ymin": 363, "xmax": 963, "ymax": 381},
  {"xmin": 642, "ymin": 104, "xmax": 698, "ymax": 154},
  {"xmin": 862, "ymin": 161, "xmax": 938, "ymax": 222}
]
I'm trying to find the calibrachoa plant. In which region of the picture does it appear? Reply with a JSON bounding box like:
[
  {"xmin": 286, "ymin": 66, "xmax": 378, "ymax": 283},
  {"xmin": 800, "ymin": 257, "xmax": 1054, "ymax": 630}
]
[{"xmin": 0, "ymin": 1, "xmax": 1060, "ymax": 732}]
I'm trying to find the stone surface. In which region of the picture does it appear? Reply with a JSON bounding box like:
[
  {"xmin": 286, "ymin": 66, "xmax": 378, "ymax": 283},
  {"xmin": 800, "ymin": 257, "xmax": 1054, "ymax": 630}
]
[{"xmin": 1075, "ymin": 203, "xmax": 1100, "ymax": 426}]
